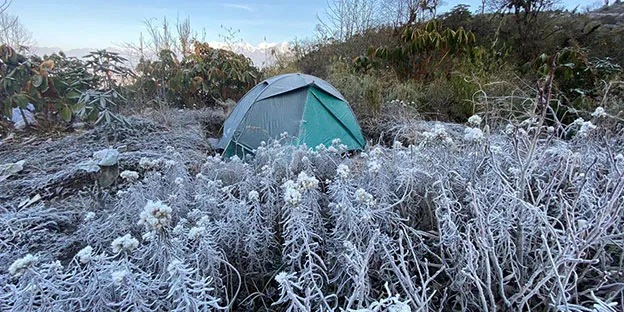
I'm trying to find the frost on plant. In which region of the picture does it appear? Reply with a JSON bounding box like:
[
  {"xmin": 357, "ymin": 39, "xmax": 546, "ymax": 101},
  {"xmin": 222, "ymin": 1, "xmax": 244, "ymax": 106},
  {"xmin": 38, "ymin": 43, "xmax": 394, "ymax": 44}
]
[
  {"xmin": 119, "ymin": 170, "xmax": 139, "ymax": 182},
  {"xmin": 355, "ymin": 188, "xmax": 374, "ymax": 207},
  {"xmin": 247, "ymin": 190, "xmax": 260, "ymax": 202},
  {"xmin": 422, "ymin": 123, "xmax": 453, "ymax": 145},
  {"xmin": 337, "ymin": 164, "xmax": 351, "ymax": 180},
  {"xmin": 76, "ymin": 246, "xmax": 94, "ymax": 264},
  {"xmin": 468, "ymin": 114, "xmax": 482, "ymax": 127},
  {"xmin": 463, "ymin": 127, "xmax": 484, "ymax": 143},
  {"xmin": 139, "ymin": 200, "xmax": 173, "ymax": 231},
  {"xmin": 8, "ymin": 254, "xmax": 38, "ymax": 277},
  {"xmin": 139, "ymin": 157, "xmax": 160, "ymax": 170},
  {"xmin": 2, "ymin": 119, "xmax": 623, "ymax": 311},
  {"xmin": 296, "ymin": 171, "xmax": 319, "ymax": 191},
  {"xmin": 112, "ymin": 269, "xmax": 129, "ymax": 286},
  {"xmin": 282, "ymin": 180, "xmax": 302, "ymax": 206},
  {"xmin": 111, "ymin": 234, "xmax": 139, "ymax": 253},
  {"xmin": 591, "ymin": 106, "xmax": 607, "ymax": 117}
]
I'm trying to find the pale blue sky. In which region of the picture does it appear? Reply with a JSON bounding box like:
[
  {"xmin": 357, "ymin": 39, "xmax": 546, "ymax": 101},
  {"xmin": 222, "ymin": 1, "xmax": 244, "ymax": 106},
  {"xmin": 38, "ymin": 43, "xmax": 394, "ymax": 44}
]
[{"xmin": 7, "ymin": 0, "xmax": 595, "ymax": 49}]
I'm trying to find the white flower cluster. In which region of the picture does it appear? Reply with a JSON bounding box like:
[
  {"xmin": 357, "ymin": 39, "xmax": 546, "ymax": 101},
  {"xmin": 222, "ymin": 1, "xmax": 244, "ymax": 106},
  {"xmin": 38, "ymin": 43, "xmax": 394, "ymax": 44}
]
[
  {"xmin": 174, "ymin": 177, "xmax": 184, "ymax": 185},
  {"xmin": 204, "ymin": 155, "xmax": 223, "ymax": 166},
  {"xmin": 188, "ymin": 226, "xmax": 205, "ymax": 240},
  {"xmin": 490, "ymin": 145, "xmax": 502, "ymax": 154},
  {"xmin": 282, "ymin": 171, "xmax": 321, "ymax": 205},
  {"xmin": 331, "ymin": 138, "xmax": 348, "ymax": 152},
  {"xmin": 283, "ymin": 180, "xmax": 302, "ymax": 206},
  {"xmin": 592, "ymin": 107, "xmax": 607, "ymax": 118},
  {"xmin": 282, "ymin": 180, "xmax": 301, "ymax": 206},
  {"xmin": 336, "ymin": 164, "xmax": 350, "ymax": 181},
  {"xmin": 8, "ymin": 254, "xmax": 38, "ymax": 277},
  {"xmin": 165, "ymin": 145, "xmax": 176, "ymax": 153},
  {"xmin": 198, "ymin": 216, "xmax": 211, "ymax": 228},
  {"xmin": 388, "ymin": 99, "xmax": 415, "ymax": 107},
  {"xmin": 368, "ymin": 159, "xmax": 381, "ymax": 174},
  {"xmin": 364, "ymin": 147, "xmax": 385, "ymax": 174},
  {"xmin": 139, "ymin": 200, "xmax": 172, "ymax": 231},
  {"xmin": 84, "ymin": 211, "xmax": 96, "ymax": 222},
  {"xmin": 248, "ymin": 190, "xmax": 260, "ymax": 202},
  {"xmin": 111, "ymin": 234, "xmax": 139, "ymax": 254},
  {"xmin": 297, "ymin": 171, "xmax": 319, "ymax": 191},
  {"xmin": 261, "ymin": 164, "xmax": 272, "ymax": 175},
  {"xmin": 50, "ymin": 260, "xmax": 63, "ymax": 272},
  {"xmin": 574, "ymin": 118, "xmax": 597, "ymax": 138},
  {"xmin": 274, "ymin": 271, "xmax": 295, "ymax": 284},
  {"xmin": 167, "ymin": 259, "xmax": 183, "ymax": 276},
  {"xmin": 76, "ymin": 246, "xmax": 94, "ymax": 264},
  {"xmin": 119, "ymin": 170, "xmax": 139, "ymax": 182},
  {"xmin": 393, "ymin": 141, "xmax": 403, "ymax": 149},
  {"xmin": 355, "ymin": 188, "xmax": 375, "ymax": 207},
  {"xmin": 112, "ymin": 270, "xmax": 129, "ymax": 286},
  {"xmin": 139, "ymin": 157, "xmax": 160, "ymax": 170},
  {"xmin": 422, "ymin": 123, "xmax": 453, "ymax": 144},
  {"xmin": 467, "ymin": 114, "xmax": 482, "ymax": 127},
  {"xmin": 463, "ymin": 127, "xmax": 484, "ymax": 143},
  {"xmin": 505, "ymin": 123, "xmax": 515, "ymax": 135},
  {"xmin": 164, "ymin": 159, "xmax": 177, "ymax": 169}
]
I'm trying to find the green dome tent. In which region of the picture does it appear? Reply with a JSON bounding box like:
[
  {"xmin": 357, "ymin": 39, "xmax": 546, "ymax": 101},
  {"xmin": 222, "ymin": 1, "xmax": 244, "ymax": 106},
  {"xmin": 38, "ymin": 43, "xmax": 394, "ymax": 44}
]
[{"xmin": 216, "ymin": 73, "xmax": 366, "ymax": 158}]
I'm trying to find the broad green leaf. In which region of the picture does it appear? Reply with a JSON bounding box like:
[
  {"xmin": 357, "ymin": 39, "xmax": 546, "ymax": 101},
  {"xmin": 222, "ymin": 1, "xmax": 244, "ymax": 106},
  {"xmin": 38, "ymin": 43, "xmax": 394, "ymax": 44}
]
[
  {"xmin": 13, "ymin": 94, "xmax": 29, "ymax": 108},
  {"xmin": 60, "ymin": 105, "xmax": 72, "ymax": 122}
]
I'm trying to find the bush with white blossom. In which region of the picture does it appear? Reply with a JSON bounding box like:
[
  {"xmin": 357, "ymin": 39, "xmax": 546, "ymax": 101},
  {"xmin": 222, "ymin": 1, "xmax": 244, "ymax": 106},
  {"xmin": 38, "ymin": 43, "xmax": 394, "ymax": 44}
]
[
  {"xmin": 8, "ymin": 254, "xmax": 38, "ymax": 277},
  {"xmin": 138, "ymin": 200, "xmax": 172, "ymax": 231},
  {"xmin": 468, "ymin": 114, "xmax": 482, "ymax": 126},
  {"xmin": 1, "ymin": 120, "xmax": 622, "ymax": 312},
  {"xmin": 119, "ymin": 170, "xmax": 139, "ymax": 182},
  {"xmin": 111, "ymin": 234, "xmax": 139, "ymax": 253},
  {"xmin": 76, "ymin": 246, "xmax": 94, "ymax": 264}
]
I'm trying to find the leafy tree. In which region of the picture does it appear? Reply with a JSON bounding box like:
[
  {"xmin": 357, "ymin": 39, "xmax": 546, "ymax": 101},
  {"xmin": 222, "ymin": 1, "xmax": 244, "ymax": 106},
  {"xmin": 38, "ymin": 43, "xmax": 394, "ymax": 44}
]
[
  {"xmin": 135, "ymin": 40, "xmax": 258, "ymax": 108},
  {"xmin": 488, "ymin": 0, "xmax": 560, "ymax": 62},
  {"xmin": 368, "ymin": 20, "xmax": 479, "ymax": 80},
  {"xmin": 0, "ymin": 45, "xmax": 89, "ymax": 125}
]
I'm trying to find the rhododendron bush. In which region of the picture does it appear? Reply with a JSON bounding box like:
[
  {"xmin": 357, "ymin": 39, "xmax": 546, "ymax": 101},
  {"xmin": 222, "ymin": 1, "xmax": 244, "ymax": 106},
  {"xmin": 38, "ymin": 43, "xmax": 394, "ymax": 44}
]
[{"xmin": 1, "ymin": 117, "xmax": 623, "ymax": 311}]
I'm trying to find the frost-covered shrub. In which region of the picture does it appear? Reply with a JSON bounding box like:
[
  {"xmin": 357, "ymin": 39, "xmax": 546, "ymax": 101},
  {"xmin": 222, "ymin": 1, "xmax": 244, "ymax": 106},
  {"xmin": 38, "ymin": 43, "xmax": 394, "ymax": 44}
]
[
  {"xmin": 337, "ymin": 164, "xmax": 351, "ymax": 181},
  {"xmin": 76, "ymin": 246, "xmax": 94, "ymax": 264},
  {"xmin": 119, "ymin": 170, "xmax": 139, "ymax": 182},
  {"xmin": 111, "ymin": 234, "xmax": 139, "ymax": 254},
  {"xmin": 2, "ymin": 121, "xmax": 623, "ymax": 312},
  {"xmin": 421, "ymin": 123, "xmax": 454, "ymax": 145},
  {"xmin": 138, "ymin": 200, "xmax": 172, "ymax": 231},
  {"xmin": 467, "ymin": 114, "xmax": 482, "ymax": 126},
  {"xmin": 139, "ymin": 157, "xmax": 160, "ymax": 170},
  {"xmin": 8, "ymin": 254, "xmax": 38, "ymax": 277},
  {"xmin": 463, "ymin": 127, "xmax": 484, "ymax": 142}
]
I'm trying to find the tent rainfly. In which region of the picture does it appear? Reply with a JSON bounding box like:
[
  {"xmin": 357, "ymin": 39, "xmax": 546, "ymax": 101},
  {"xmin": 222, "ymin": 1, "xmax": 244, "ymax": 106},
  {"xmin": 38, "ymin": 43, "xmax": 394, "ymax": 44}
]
[{"xmin": 216, "ymin": 73, "xmax": 366, "ymax": 158}]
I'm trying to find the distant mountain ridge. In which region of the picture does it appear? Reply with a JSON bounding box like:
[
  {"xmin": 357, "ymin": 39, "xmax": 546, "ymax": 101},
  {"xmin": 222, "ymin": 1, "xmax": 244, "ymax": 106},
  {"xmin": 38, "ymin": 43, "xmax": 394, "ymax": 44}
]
[{"xmin": 31, "ymin": 41, "xmax": 291, "ymax": 68}]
